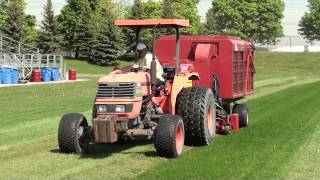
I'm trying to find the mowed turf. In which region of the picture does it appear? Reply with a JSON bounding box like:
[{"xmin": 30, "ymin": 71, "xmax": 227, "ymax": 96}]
[
  {"xmin": 139, "ymin": 81, "xmax": 320, "ymax": 179},
  {"xmin": 0, "ymin": 52, "xmax": 320, "ymax": 180}
]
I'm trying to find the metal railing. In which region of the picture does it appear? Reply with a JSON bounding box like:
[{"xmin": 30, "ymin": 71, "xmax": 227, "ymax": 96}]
[
  {"xmin": 0, "ymin": 33, "xmax": 40, "ymax": 55},
  {"xmin": 0, "ymin": 33, "xmax": 65, "ymax": 81},
  {"xmin": 0, "ymin": 53, "xmax": 65, "ymax": 80}
]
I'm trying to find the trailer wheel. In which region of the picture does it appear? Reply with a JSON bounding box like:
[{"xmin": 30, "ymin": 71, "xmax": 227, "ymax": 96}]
[
  {"xmin": 58, "ymin": 113, "xmax": 91, "ymax": 155},
  {"xmin": 154, "ymin": 115, "xmax": 185, "ymax": 158},
  {"xmin": 176, "ymin": 87, "xmax": 216, "ymax": 146},
  {"xmin": 232, "ymin": 104, "xmax": 249, "ymax": 128}
]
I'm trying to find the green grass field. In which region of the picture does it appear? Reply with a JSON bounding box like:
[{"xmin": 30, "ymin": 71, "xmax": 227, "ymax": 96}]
[
  {"xmin": 1, "ymin": 52, "xmax": 320, "ymax": 180},
  {"xmin": 65, "ymin": 59, "xmax": 133, "ymax": 75}
]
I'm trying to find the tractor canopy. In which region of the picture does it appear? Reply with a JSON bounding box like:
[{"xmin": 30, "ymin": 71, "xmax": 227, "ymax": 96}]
[
  {"xmin": 114, "ymin": 19, "xmax": 190, "ymax": 29},
  {"xmin": 115, "ymin": 19, "xmax": 190, "ymax": 94}
]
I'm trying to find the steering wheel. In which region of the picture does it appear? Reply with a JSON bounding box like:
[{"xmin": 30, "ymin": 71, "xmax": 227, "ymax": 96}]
[{"xmin": 131, "ymin": 66, "xmax": 150, "ymax": 73}]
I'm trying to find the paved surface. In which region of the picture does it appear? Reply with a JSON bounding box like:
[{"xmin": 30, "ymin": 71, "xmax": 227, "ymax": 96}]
[{"xmin": 0, "ymin": 79, "xmax": 90, "ymax": 88}]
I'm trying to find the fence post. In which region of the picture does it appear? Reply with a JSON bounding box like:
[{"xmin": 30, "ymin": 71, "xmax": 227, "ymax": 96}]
[
  {"xmin": 18, "ymin": 42, "xmax": 21, "ymax": 55},
  {"xmin": 0, "ymin": 35, "xmax": 2, "ymax": 53}
]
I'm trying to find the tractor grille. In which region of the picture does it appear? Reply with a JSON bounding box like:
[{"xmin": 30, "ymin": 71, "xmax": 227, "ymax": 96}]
[{"xmin": 96, "ymin": 83, "xmax": 135, "ymax": 98}]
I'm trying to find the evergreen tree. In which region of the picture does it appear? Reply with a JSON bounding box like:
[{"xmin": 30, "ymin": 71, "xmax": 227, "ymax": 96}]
[
  {"xmin": 73, "ymin": 0, "xmax": 96, "ymax": 58},
  {"xmin": 131, "ymin": 0, "xmax": 144, "ymax": 19},
  {"xmin": 1, "ymin": 0, "xmax": 26, "ymax": 42},
  {"xmin": 0, "ymin": 0, "xmax": 8, "ymax": 27},
  {"xmin": 92, "ymin": 9, "xmax": 123, "ymax": 64},
  {"xmin": 38, "ymin": 0, "xmax": 61, "ymax": 53},
  {"xmin": 0, "ymin": 0, "xmax": 38, "ymax": 46}
]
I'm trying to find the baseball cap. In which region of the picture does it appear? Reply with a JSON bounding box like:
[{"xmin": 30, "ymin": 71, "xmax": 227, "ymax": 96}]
[{"xmin": 136, "ymin": 43, "xmax": 147, "ymax": 51}]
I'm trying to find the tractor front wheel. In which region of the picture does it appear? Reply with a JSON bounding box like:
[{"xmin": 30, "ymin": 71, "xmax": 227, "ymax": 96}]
[
  {"xmin": 232, "ymin": 104, "xmax": 249, "ymax": 128},
  {"xmin": 154, "ymin": 115, "xmax": 185, "ymax": 158},
  {"xmin": 58, "ymin": 113, "xmax": 91, "ymax": 155}
]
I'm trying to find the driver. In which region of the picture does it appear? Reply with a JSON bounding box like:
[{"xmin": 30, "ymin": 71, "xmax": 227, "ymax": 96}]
[{"xmin": 133, "ymin": 43, "xmax": 164, "ymax": 81}]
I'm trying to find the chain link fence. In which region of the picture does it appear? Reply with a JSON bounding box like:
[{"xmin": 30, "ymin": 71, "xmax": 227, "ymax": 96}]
[{"xmin": 256, "ymin": 36, "xmax": 320, "ymax": 52}]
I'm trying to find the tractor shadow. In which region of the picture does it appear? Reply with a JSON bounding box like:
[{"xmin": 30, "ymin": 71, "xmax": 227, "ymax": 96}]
[{"xmin": 49, "ymin": 139, "xmax": 157, "ymax": 159}]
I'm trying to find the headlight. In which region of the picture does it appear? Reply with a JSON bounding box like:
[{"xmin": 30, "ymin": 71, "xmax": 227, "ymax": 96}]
[
  {"xmin": 135, "ymin": 83, "xmax": 142, "ymax": 97},
  {"xmin": 97, "ymin": 105, "xmax": 107, "ymax": 112},
  {"xmin": 115, "ymin": 105, "xmax": 125, "ymax": 112}
]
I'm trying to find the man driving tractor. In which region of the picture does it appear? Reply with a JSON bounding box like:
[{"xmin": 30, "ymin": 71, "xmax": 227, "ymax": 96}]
[{"xmin": 133, "ymin": 43, "xmax": 164, "ymax": 81}]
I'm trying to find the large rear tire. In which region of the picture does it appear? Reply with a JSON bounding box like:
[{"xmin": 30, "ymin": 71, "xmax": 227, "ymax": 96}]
[
  {"xmin": 176, "ymin": 87, "xmax": 216, "ymax": 146},
  {"xmin": 58, "ymin": 113, "xmax": 91, "ymax": 155},
  {"xmin": 232, "ymin": 104, "xmax": 249, "ymax": 128},
  {"xmin": 154, "ymin": 115, "xmax": 185, "ymax": 158}
]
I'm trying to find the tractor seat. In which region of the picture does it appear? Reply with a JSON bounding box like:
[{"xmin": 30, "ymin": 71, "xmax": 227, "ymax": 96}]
[{"xmin": 163, "ymin": 66, "xmax": 176, "ymax": 80}]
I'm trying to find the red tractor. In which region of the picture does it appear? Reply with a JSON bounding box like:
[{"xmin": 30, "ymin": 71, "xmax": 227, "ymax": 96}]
[{"xmin": 58, "ymin": 19, "xmax": 255, "ymax": 158}]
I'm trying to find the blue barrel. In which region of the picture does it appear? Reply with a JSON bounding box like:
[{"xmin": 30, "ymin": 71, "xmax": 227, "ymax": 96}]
[
  {"xmin": 2, "ymin": 67, "xmax": 12, "ymax": 84},
  {"xmin": 41, "ymin": 67, "xmax": 51, "ymax": 82},
  {"xmin": 51, "ymin": 67, "xmax": 59, "ymax": 81},
  {"xmin": 11, "ymin": 67, "xmax": 19, "ymax": 84},
  {"xmin": 0, "ymin": 68, "xmax": 2, "ymax": 84}
]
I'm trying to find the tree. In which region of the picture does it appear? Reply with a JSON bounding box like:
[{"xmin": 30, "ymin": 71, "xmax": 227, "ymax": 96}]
[
  {"xmin": 73, "ymin": 0, "xmax": 96, "ymax": 58},
  {"xmin": 0, "ymin": 0, "xmax": 38, "ymax": 46},
  {"xmin": 24, "ymin": 15, "xmax": 38, "ymax": 46},
  {"xmin": 206, "ymin": 0, "xmax": 285, "ymax": 44},
  {"xmin": 58, "ymin": 0, "xmax": 85, "ymax": 57},
  {"xmin": 171, "ymin": 0, "xmax": 202, "ymax": 35},
  {"xmin": 1, "ymin": 0, "xmax": 26, "ymax": 42},
  {"xmin": 131, "ymin": 0, "xmax": 144, "ymax": 20},
  {"xmin": 58, "ymin": 0, "xmax": 115, "ymax": 58},
  {"xmin": 144, "ymin": 0, "xmax": 163, "ymax": 19},
  {"xmin": 38, "ymin": 0, "xmax": 61, "ymax": 53},
  {"xmin": 0, "ymin": 0, "xmax": 8, "ymax": 27},
  {"xmin": 298, "ymin": 0, "xmax": 320, "ymax": 42},
  {"xmin": 92, "ymin": 9, "xmax": 124, "ymax": 64},
  {"xmin": 163, "ymin": 0, "xmax": 174, "ymax": 19},
  {"xmin": 123, "ymin": 0, "xmax": 144, "ymax": 51},
  {"xmin": 58, "ymin": 2, "xmax": 79, "ymax": 56},
  {"xmin": 140, "ymin": 0, "xmax": 164, "ymax": 48}
]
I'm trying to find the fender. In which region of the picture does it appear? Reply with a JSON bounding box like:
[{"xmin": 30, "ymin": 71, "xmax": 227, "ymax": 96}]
[{"xmin": 169, "ymin": 72, "xmax": 200, "ymax": 114}]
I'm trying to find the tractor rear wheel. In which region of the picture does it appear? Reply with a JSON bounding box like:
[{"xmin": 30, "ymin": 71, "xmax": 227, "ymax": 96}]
[
  {"xmin": 154, "ymin": 115, "xmax": 185, "ymax": 158},
  {"xmin": 232, "ymin": 104, "xmax": 249, "ymax": 128},
  {"xmin": 176, "ymin": 87, "xmax": 216, "ymax": 146},
  {"xmin": 58, "ymin": 113, "xmax": 91, "ymax": 155}
]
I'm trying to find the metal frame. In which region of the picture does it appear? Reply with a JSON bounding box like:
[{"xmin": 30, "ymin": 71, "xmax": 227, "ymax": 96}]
[
  {"xmin": 0, "ymin": 53, "xmax": 65, "ymax": 80},
  {"xmin": 0, "ymin": 33, "xmax": 65, "ymax": 81}
]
